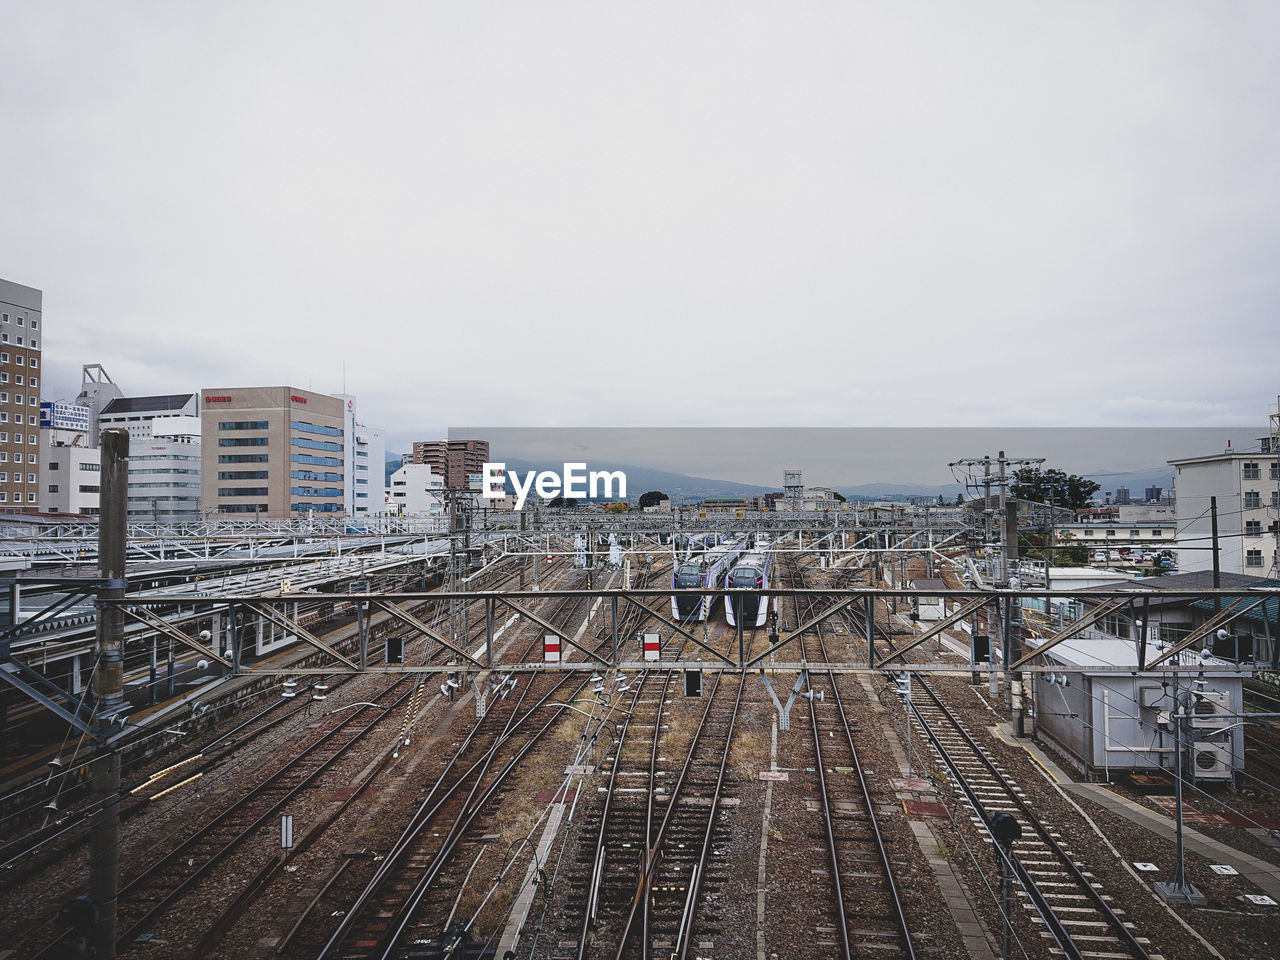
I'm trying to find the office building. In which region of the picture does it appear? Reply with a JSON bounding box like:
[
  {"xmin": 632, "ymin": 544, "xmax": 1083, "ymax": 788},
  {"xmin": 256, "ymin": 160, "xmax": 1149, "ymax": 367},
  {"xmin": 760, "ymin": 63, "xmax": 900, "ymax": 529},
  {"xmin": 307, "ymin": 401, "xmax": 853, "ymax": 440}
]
[
  {"xmin": 43, "ymin": 443, "xmax": 102, "ymax": 515},
  {"xmin": 201, "ymin": 387, "xmax": 344, "ymax": 518},
  {"xmin": 0, "ymin": 279, "xmax": 43, "ymax": 511},
  {"xmin": 336, "ymin": 394, "xmax": 386, "ymax": 517}
]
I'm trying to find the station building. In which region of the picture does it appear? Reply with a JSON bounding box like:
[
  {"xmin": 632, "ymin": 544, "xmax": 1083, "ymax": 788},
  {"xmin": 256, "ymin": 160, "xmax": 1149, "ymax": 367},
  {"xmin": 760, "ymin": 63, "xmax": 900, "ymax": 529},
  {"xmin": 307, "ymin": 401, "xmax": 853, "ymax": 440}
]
[{"xmin": 200, "ymin": 387, "xmax": 345, "ymax": 518}]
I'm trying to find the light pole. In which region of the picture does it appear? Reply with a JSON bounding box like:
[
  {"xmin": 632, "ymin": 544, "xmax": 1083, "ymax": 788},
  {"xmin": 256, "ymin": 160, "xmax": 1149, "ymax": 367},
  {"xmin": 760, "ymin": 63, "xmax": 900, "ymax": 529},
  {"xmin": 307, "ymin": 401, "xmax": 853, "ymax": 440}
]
[{"xmin": 1154, "ymin": 678, "xmax": 1207, "ymax": 906}]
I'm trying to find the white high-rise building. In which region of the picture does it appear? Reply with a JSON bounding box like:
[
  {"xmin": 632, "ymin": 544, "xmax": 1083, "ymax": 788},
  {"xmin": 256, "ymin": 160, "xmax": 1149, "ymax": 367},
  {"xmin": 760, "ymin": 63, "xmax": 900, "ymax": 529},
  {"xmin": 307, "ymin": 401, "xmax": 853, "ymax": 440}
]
[
  {"xmin": 336, "ymin": 394, "xmax": 386, "ymax": 518},
  {"xmin": 387, "ymin": 463, "xmax": 446, "ymax": 516},
  {"xmin": 1171, "ymin": 446, "xmax": 1280, "ymax": 576}
]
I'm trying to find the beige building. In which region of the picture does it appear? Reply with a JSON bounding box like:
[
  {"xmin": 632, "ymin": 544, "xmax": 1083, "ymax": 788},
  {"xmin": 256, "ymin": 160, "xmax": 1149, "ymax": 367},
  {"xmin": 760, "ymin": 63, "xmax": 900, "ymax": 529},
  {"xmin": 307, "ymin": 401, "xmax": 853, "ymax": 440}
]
[{"xmin": 200, "ymin": 387, "xmax": 345, "ymax": 518}]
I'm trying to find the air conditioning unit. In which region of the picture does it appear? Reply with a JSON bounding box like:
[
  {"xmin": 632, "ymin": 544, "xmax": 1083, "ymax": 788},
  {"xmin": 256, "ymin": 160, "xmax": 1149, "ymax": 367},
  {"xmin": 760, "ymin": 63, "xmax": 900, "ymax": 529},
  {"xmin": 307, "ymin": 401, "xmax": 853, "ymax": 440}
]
[
  {"xmin": 1191, "ymin": 690, "xmax": 1232, "ymax": 729},
  {"xmin": 1191, "ymin": 743, "xmax": 1233, "ymax": 780}
]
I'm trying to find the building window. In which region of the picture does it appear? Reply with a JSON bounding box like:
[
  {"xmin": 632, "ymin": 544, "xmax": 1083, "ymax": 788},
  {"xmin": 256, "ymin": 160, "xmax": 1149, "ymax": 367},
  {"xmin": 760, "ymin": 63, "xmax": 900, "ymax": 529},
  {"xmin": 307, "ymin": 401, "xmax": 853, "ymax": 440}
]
[
  {"xmin": 1243, "ymin": 462, "xmax": 1261, "ymax": 480},
  {"xmin": 219, "ymin": 421, "xmax": 269, "ymax": 431},
  {"xmin": 218, "ymin": 503, "xmax": 270, "ymax": 513},
  {"xmin": 0, "ymin": 432, "xmax": 7, "ymax": 442},
  {"xmin": 219, "ymin": 437, "xmax": 269, "ymax": 447},
  {"xmin": 13, "ymin": 376, "xmax": 20, "ymax": 385},
  {"xmin": 1246, "ymin": 520, "xmax": 1263, "ymax": 537},
  {"xmin": 219, "ymin": 454, "xmax": 269, "ymax": 463},
  {"xmin": 28, "ymin": 376, "xmax": 36, "ymax": 386},
  {"xmin": 1151, "ymin": 529, "xmax": 1164, "ymax": 537},
  {"xmin": 26, "ymin": 492, "xmax": 35, "ymax": 503},
  {"xmin": 14, "ymin": 356, "xmax": 21, "ymax": 366},
  {"xmin": 1129, "ymin": 529, "xmax": 1141, "ymax": 537},
  {"xmin": 1245, "ymin": 491, "xmax": 1262, "ymax": 510},
  {"xmin": 30, "ymin": 319, "xmax": 37, "ymax": 329},
  {"xmin": 28, "ymin": 358, "xmax": 37, "ymax": 369},
  {"xmin": 218, "ymin": 471, "xmax": 269, "ymax": 480},
  {"xmin": 0, "ymin": 493, "xmax": 7, "ymax": 503},
  {"xmin": 80, "ymin": 462, "xmax": 100, "ymax": 472},
  {"xmin": 291, "ymin": 453, "xmax": 342, "ymax": 467},
  {"xmin": 15, "ymin": 317, "xmax": 22, "ymax": 327},
  {"xmin": 1106, "ymin": 529, "xmax": 1115, "ymax": 537},
  {"xmin": 291, "ymin": 437, "xmax": 343, "ymax": 452},
  {"xmin": 290, "ymin": 421, "xmax": 343, "ymax": 437},
  {"xmin": 1246, "ymin": 549, "xmax": 1263, "ymax": 567},
  {"xmin": 218, "ymin": 487, "xmax": 270, "ymax": 497}
]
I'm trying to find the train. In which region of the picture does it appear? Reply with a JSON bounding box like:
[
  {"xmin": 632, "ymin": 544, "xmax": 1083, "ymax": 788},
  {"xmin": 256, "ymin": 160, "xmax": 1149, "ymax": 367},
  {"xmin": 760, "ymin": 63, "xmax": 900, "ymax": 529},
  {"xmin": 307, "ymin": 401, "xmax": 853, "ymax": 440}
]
[
  {"xmin": 671, "ymin": 537, "xmax": 744, "ymax": 621},
  {"xmin": 724, "ymin": 547, "xmax": 774, "ymax": 628}
]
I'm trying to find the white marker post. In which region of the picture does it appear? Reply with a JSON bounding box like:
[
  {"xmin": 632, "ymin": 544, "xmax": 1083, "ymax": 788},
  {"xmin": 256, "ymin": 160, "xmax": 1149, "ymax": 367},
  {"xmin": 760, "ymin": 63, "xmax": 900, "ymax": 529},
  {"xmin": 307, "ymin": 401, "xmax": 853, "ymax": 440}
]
[
  {"xmin": 643, "ymin": 633, "xmax": 661, "ymax": 662},
  {"xmin": 544, "ymin": 634, "xmax": 561, "ymax": 663}
]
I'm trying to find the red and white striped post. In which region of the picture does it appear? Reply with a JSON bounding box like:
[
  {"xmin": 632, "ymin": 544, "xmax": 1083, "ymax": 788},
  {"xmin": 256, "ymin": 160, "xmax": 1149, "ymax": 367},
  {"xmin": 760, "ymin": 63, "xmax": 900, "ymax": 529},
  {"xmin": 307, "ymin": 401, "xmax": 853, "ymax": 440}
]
[
  {"xmin": 544, "ymin": 634, "xmax": 561, "ymax": 663},
  {"xmin": 642, "ymin": 633, "xmax": 661, "ymax": 661}
]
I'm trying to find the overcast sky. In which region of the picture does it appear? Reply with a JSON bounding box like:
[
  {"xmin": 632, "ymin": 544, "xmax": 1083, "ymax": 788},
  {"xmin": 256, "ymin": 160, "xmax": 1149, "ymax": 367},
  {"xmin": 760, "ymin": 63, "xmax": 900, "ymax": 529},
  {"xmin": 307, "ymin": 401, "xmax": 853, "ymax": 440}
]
[{"xmin": 3, "ymin": 3, "xmax": 1277, "ymax": 455}]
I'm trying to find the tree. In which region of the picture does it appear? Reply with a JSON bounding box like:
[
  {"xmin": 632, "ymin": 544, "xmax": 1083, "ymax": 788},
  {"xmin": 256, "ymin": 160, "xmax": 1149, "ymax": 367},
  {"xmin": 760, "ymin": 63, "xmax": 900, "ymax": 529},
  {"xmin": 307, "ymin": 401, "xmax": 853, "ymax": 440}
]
[
  {"xmin": 954, "ymin": 493, "xmax": 964, "ymax": 506},
  {"xmin": 832, "ymin": 490, "xmax": 846, "ymax": 502},
  {"xmin": 936, "ymin": 494, "xmax": 945, "ymax": 505},
  {"xmin": 638, "ymin": 490, "xmax": 667, "ymax": 509},
  {"xmin": 1009, "ymin": 468, "xmax": 1099, "ymax": 511},
  {"xmin": 546, "ymin": 495, "xmax": 573, "ymax": 509}
]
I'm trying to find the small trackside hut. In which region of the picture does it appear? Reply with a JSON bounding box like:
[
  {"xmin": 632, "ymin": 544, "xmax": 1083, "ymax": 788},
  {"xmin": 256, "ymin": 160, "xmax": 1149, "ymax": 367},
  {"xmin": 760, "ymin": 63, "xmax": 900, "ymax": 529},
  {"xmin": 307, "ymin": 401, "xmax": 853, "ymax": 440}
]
[{"xmin": 1028, "ymin": 631, "xmax": 1244, "ymax": 784}]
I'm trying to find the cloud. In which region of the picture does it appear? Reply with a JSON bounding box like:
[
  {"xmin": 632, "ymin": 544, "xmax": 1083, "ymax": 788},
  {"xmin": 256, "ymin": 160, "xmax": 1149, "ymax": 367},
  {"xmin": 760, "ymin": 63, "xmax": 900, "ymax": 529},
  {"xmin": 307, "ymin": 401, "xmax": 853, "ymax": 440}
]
[{"xmin": 4, "ymin": 2, "xmax": 1279, "ymax": 445}]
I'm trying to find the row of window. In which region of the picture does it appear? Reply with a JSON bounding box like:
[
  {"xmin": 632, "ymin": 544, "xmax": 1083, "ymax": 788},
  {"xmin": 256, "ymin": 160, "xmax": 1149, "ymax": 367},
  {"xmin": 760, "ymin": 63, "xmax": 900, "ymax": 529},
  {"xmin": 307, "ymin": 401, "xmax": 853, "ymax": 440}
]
[
  {"xmin": 131, "ymin": 468, "xmax": 200, "ymax": 475},
  {"xmin": 1244, "ymin": 520, "xmax": 1280, "ymax": 537},
  {"xmin": 1242, "ymin": 462, "xmax": 1280, "ymax": 480},
  {"xmin": 220, "ymin": 454, "xmax": 268, "ymax": 463},
  {"xmin": 0, "ymin": 334, "xmax": 37, "ymax": 348},
  {"xmin": 219, "ymin": 420, "xmax": 269, "ymax": 431},
  {"xmin": 219, "ymin": 437, "xmax": 268, "ymax": 447},
  {"xmin": 0, "ymin": 433, "xmax": 38, "ymax": 444},
  {"xmin": 218, "ymin": 487, "xmax": 269, "ymax": 497},
  {"xmin": 0, "ymin": 374, "xmax": 37, "ymax": 387},
  {"xmin": 0, "ymin": 473, "xmax": 38, "ymax": 482},
  {"xmin": 291, "ymin": 503, "xmax": 343, "ymax": 513},
  {"xmin": 292, "ymin": 453, "xmax": 341, "ymax": 467},
  {"xmin": 291, "ymin": 437, "xmax": 342, "ymax": 452},
  {"xmin": 131, "ymin": 454, "xmax": 201, "ymax": 462},
  {"xmin": 0, "ymin": 313, "xmax": 38, "ymax": 328},
  {"xmin": 291, "ymin": 470, "xmax": 341, "ymax": 482},
  {"xmin": 219, "ymin": 471, "xmax": 268, "ymax": 480},
  {"xmin": 44, "ymin": 484, "xmax": 99, "ymax": 493},
  {"xmin": 0, "ymin": 452, "xmax": 37, "ymax": 464},
  {"xmin": 290, "ymin": 487, "xmax": 342, "ymax": 497},
  {"xmin": 290, "ymin": 421, "xmax": 343, "ymax": 437},
  {"xmin": 218, "ymin": 503, "xmax": 268, "ymax": 513},
  {"xmin": 130, "ymin": 481, "xmax": 201, "ymax": 489},
  {"xmin": 0, "ymin": 393, "xmax": 38, "ymax": 406},
  {"xmin": 0, "ymin": 492, "xmax": 37, "ymax": 503},
  {"xmin": 0, "ymin": 352, "xmax": 37, "ymax": 367},
  {"xmin": 0, "ymin": 412, "xmax": 34, "ymax": 423}
]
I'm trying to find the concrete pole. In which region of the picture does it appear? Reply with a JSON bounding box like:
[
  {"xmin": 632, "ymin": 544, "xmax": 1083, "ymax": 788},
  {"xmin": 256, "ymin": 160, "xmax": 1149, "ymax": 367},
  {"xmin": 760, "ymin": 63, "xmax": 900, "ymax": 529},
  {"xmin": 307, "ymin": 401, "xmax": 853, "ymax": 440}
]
[{"xmin": 92, "ymin": 428, "xmax": 129, "ymax": 959}]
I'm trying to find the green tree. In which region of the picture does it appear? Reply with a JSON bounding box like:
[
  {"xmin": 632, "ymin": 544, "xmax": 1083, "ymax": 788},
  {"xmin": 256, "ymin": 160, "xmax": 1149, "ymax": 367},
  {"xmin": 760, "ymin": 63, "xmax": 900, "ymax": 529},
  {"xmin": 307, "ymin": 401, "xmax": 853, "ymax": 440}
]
[
  {"xmin": 954, "ymin": 493, "xmax": 964, "ymax": 506},
  {"xmin": 832, "ymin": 490, "xmax": 846, "ymax": 502},
  {"xmin": 1010, "ymin": 468, "xmax": 1099, "ymax": 511},
  {"xmin": 546, "ymin": 495, "xmax": 574, "ymax": 509},
  {"xmin": 637, "ymin": 490, "xmax": 667, "ymax": 509}
]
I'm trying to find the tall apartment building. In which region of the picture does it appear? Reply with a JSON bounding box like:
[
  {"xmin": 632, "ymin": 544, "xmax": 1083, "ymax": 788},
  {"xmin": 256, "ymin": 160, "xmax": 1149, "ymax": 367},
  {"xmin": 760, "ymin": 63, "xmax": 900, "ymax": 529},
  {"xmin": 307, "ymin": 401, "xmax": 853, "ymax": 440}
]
[
  {"xmin": 0, "ymin": 280, "xmax": 44, "ymax": 512},
  {"xmin": 336, "ymin": 394, "xmax": 386, "ymax": 517},
  {"xmin": 1171, "ymin": 447, "xmax": 1280, "ymax": 576},
  {"xmin": 411, "ymin": 439, "xmax": 489, "ymax": 489},
  {"xmin": 201, "ymin": 387, "xmax": 345, "ymax": 518}
]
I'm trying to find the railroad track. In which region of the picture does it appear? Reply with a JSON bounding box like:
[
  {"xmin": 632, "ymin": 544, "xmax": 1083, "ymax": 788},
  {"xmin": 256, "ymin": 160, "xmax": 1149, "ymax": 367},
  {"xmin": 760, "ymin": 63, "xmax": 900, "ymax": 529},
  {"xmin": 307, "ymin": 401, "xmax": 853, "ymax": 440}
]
[
  {"xmin": 284, "ymin": 584, "xmax": 624, "ymax": 959},
  {"xmin": 789, "ymin": 559, "xmax": 916, "ymax": 959},
  {"xmin": 909, "ymin": 675, "xmax": 1159, "ymax": 960}
]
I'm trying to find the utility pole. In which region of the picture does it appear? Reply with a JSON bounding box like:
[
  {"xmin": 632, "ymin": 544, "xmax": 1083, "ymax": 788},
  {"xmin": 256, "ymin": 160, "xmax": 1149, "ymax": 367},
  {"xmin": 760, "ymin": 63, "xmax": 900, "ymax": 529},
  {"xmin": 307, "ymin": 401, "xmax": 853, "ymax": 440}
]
[
  {"xmin": 1210, "ymin": 495, "xmax": 1221, "ymax": 615},
  {"xmin": 92, "ymin": 429, "xmax": 129, "ymax": 959}
]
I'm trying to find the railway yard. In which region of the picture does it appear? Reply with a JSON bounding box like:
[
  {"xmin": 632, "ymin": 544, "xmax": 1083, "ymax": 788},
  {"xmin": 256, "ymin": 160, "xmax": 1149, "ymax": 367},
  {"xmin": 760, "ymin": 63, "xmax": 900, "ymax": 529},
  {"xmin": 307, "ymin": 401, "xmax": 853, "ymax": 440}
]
[{"xmin": 3, "ymin": 523, "xmax": 1280, "ymax": 960}]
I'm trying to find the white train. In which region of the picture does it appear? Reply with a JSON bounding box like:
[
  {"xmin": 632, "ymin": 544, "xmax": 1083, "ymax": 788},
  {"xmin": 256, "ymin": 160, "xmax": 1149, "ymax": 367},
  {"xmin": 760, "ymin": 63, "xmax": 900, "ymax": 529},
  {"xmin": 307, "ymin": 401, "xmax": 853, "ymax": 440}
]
[
  {"xmin": 671, "ymin": 538, "xmax": 743, "ymax": 621},
  {"xmin": 725, "ymin": 548, "xmax": 774, "ymax": 628}
]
